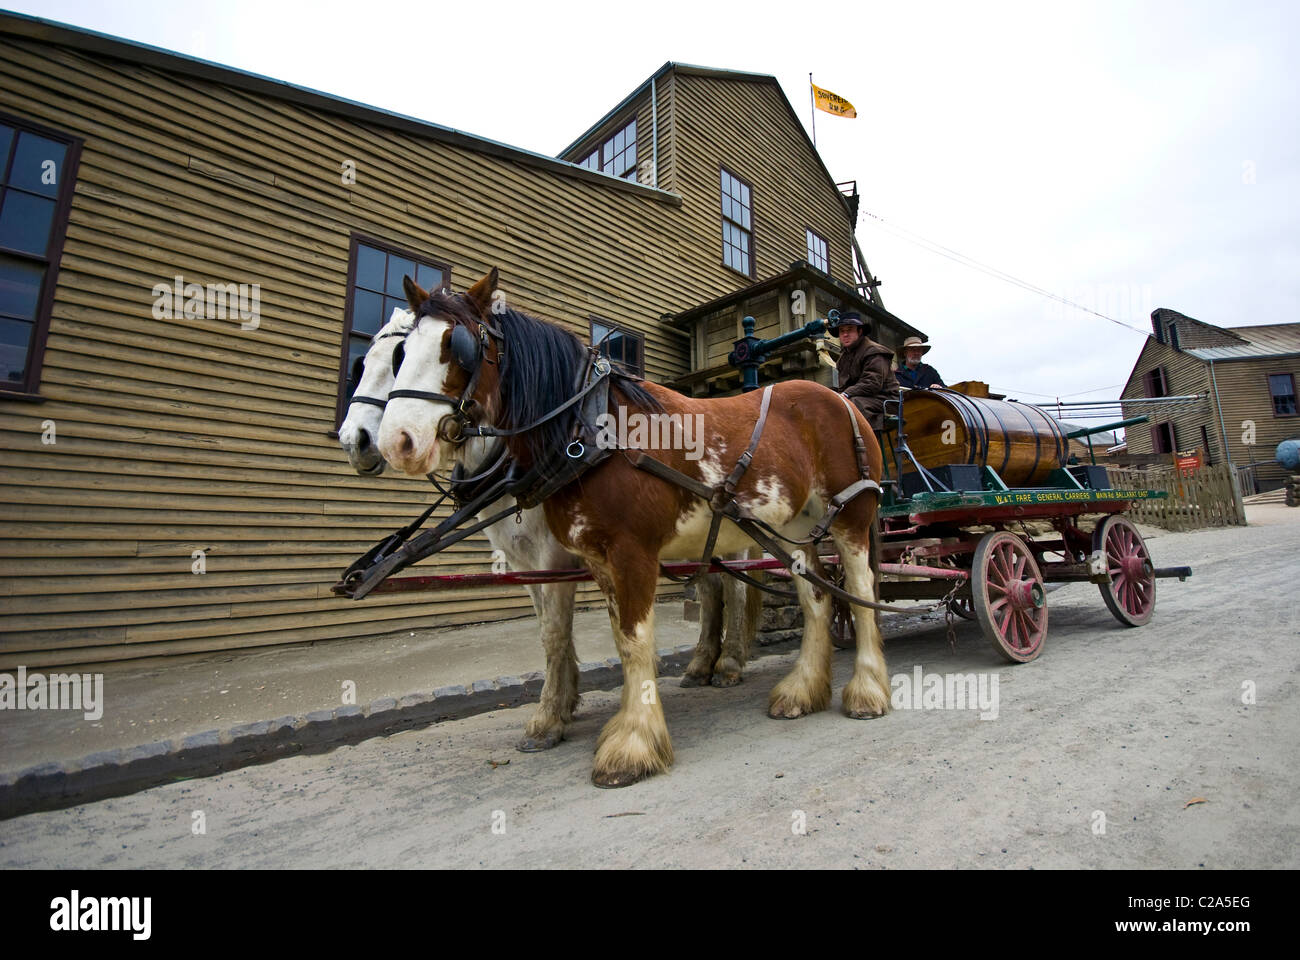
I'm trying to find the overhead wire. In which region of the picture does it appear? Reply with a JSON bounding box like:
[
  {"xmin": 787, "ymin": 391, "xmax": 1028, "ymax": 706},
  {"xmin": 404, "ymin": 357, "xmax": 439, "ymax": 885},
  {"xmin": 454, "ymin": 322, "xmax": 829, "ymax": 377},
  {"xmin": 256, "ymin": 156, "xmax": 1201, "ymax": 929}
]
[{"xmin": 857, "ymin": 208, "xmax": 1151, "ymax": 336}]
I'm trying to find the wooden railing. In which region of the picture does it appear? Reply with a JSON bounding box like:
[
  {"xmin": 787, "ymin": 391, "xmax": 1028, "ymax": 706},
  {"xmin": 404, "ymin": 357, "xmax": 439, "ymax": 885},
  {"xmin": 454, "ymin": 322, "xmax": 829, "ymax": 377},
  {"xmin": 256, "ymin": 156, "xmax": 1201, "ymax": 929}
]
[{"xmin": 1105, "ymin": 462, "xmax": 1247, "ymax": 531}]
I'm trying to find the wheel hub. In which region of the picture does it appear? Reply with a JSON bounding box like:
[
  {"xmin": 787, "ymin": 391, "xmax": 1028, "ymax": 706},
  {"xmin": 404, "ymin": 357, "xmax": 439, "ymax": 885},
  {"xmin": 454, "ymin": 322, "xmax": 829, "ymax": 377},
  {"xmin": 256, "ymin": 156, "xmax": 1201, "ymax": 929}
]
[{"xmin": 1008, "ymin": 579, "xmax": 1045, "ymax": 610}]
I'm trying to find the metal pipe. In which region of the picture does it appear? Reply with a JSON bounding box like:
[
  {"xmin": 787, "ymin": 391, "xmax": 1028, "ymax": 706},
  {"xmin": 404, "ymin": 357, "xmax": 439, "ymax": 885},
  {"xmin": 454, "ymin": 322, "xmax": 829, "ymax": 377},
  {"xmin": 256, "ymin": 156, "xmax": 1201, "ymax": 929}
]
[
  {"xmin": 650, "ymin": 76, "xmax": 658, "ymax": 188},
  {"xmin": 1208, "ymin": 359, "xmax": 1233, "ymax": 467}
]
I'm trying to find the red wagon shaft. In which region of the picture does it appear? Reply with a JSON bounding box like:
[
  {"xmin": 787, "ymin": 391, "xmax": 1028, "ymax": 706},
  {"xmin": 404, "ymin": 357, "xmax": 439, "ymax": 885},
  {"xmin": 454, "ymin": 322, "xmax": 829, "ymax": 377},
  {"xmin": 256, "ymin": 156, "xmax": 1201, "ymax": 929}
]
[{"xmin": 359, "ymin": 555, "xmax": 972, "ymax": 595}]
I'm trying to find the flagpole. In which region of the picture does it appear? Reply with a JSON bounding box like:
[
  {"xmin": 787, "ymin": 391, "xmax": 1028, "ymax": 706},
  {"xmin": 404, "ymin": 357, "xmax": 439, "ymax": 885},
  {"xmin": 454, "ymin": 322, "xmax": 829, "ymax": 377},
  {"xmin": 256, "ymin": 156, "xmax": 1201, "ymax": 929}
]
[{"xmin": 809, "ymin": 73, "xmax": 817, "ymax": 147}]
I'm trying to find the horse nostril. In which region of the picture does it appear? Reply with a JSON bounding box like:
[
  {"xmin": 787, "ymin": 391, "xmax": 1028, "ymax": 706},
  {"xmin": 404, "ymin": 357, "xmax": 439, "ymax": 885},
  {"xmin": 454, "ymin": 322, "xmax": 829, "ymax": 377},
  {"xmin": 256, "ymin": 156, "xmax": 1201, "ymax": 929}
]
[
  {"xmin": 357, "ymin": 428, "xmax": 371, "ymax": 450},
  {"xmin": 398, "ymin": 430, "xmax": 415, "ymax": 457}
]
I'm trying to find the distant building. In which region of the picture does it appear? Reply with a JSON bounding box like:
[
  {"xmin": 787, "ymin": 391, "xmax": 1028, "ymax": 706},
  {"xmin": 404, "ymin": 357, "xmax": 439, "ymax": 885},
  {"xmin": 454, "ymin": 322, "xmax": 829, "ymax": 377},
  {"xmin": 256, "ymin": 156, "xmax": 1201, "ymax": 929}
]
[{"xmin": 1120, "ymin": 308, "xmax": 1300, "ymax": 490}]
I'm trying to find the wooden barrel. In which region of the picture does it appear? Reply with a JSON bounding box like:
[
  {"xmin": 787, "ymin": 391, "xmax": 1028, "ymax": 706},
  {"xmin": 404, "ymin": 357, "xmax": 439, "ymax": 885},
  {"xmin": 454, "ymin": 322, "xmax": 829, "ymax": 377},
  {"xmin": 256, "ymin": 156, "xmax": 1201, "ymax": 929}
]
[{"xmin": 899, "ymin": 388, "xmax": 1069, "ymax": 487}]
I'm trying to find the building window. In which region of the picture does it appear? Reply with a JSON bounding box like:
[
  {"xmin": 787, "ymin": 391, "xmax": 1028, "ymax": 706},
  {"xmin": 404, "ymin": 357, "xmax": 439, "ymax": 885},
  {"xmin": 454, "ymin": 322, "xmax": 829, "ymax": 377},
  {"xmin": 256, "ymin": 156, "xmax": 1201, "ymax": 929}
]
[
  {"xmin": 578, "ymin": 117, "xmax": 637, "ymax": 181},
  {"xmin": 806, "ymin": 229, "xmax": 829, "ymax": 274},
  {"xmin": 1150, "ymin": 421, "xmax": 1176, "ymax": 455},
  {"xmin": 591, "ymin": 318, "xmax": 642, "ymax": 376},
  {"xmin": 1143, "ymin": 366, "xmax": 1169, "ymax": 398},
  {"xmin": 0, "ymin": 114, "xmax": 82, "ymax": 396},
  {"xmin": 720, "ymin": 167, "xmax": 753, "ymax": 277},
  {"xmin": 1268, "ymin": 373, "xmax": 1297, "ymax": 416},
  {"xmin": 338, "ymin": 235, "xmax": 449, "ymax": 424}
]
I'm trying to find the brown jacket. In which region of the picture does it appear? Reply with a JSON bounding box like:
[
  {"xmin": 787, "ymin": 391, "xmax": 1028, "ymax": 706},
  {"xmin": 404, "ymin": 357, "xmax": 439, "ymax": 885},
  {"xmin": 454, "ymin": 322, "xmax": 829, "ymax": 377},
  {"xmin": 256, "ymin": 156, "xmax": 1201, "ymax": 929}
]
[{"xmin": 836, "ymin": 336, "xmax": 899, "ymax": 431}]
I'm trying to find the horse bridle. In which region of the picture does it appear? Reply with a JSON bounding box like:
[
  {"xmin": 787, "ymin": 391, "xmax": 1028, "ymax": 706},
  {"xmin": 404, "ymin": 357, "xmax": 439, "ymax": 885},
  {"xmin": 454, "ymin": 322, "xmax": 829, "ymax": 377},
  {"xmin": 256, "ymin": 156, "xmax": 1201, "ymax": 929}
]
[
  {"xmin": 347, "ymin": 329, "xmax": 411, "ymax": 410},
  {"xmin": 385, "ymin": 302, "xmax": 505, "ymax": 445}
]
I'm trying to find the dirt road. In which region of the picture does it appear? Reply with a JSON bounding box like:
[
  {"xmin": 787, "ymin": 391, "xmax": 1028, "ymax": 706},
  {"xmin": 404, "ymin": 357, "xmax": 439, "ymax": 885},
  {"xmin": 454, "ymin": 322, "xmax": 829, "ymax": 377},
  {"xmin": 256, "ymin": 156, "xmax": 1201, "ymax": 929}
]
[{"xmin": 3, "ymin": 519, "xmax": 1297, "ymax": 869}]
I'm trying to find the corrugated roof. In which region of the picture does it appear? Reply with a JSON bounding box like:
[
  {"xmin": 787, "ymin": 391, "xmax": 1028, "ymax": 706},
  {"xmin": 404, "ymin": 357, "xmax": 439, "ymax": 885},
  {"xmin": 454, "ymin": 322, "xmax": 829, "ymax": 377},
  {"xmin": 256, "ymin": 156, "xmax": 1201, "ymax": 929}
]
[{"xmin": 1189, "ymin": 323, "xmax": 1300, "ymax": 360}]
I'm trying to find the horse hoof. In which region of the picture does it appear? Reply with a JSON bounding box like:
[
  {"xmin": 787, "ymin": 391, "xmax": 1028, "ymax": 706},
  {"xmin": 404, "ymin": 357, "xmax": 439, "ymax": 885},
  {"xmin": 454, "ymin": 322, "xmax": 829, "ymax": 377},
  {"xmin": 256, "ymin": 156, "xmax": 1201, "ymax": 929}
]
[
  {"xmin": 516, "ymin": 730, "xmax": 563, "ymax": 752},
  {"xmin": 591, "ymin": 767, "xmax": 649, "ymax": 789},
  {"xmin": 844, "ymin": 708, "xmax": 887, "ymax": 720},
  {"xmin": 710, "ymin": 672, "xmax": 742, "ymax": 688},
  {"xmin": 680, "ymin": 673, "xmax": 710, "ymax": 687}
]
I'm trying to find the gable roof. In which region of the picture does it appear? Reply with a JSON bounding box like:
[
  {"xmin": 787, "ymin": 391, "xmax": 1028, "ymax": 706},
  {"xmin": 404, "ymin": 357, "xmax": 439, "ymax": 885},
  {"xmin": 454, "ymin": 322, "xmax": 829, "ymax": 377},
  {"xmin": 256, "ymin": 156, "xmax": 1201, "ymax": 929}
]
[
  {"xmin": 0, "ymin": 10, "xmax": 680, "ymax": 204},
  {"xmin": 560, "ymin": 62, "xmax": 856, "ymax": 224}
]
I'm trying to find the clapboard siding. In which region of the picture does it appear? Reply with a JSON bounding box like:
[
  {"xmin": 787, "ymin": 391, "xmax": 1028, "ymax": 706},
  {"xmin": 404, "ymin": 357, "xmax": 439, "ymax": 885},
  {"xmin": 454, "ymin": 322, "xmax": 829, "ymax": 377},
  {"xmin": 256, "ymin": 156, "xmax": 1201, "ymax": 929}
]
[
  {"xmin": 1121, "ymin": 337, "xmax": 1300, "ymax": 487},
  {"xmin": 670, "ymin": 74, "xmax": 856, "ymax": 287},
  {"xmin": 0, "ymin": 35, "xmax": 861, "ymax": 666}
]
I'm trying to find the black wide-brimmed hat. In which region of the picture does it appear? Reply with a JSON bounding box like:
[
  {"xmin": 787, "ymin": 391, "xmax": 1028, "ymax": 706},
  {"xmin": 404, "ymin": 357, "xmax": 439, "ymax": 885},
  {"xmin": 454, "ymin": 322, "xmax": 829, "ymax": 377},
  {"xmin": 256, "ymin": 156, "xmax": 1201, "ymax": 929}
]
[{"xmin": 830, "ymin": 310, "xmax": 865, "ymax": 334}]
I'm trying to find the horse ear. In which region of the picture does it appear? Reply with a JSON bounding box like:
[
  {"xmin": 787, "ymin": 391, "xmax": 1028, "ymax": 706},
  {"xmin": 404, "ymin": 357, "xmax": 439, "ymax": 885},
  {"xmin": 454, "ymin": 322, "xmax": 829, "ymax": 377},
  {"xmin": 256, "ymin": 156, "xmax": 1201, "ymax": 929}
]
[
  {"xmin": 464, "ymin": 268, "xmax": 500, "ymax": 316},
  {"xmin": 402, "ymin": 275, "xmax": 429, "ymax": 312}
]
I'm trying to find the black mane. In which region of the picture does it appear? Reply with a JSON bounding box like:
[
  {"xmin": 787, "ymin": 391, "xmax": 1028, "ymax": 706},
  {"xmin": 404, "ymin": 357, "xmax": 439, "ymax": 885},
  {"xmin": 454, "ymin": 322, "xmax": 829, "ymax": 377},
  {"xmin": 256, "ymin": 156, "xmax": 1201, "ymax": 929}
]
[{"xmin": 418, "ymin": 292, "xmax": 661, "ymax": 478}]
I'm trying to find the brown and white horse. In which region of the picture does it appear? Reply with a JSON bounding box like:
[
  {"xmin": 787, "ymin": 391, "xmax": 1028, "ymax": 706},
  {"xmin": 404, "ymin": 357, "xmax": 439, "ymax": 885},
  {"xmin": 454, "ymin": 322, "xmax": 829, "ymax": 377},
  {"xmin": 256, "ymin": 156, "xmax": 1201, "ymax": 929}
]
[
  {"xmin": 378, "ymin": 270, "xmax": 888, "ymax": 787},
  {"xmin": 339, "ymin": 299, "xmax": 755, "ymax": 752}
]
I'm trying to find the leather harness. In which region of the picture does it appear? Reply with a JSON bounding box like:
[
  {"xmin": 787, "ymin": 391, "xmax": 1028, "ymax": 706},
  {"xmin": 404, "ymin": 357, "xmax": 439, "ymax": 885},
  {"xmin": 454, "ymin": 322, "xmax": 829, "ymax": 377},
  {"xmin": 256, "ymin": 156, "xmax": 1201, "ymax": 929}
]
[{"xmin": 335, "ymin": 311, "xmax": 911, "ymax": 613}]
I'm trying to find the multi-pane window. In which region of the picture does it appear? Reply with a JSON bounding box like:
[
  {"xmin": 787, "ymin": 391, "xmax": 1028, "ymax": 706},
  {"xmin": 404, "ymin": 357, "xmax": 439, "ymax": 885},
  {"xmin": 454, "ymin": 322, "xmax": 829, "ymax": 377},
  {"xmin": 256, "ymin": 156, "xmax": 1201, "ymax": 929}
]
[
  {"xmin": 1269, "ymin": 373, "xmax": 1297, "ymax": 416},
  {"xmin": 0, "ymin": 114, "xmax": 81, "ymax": 395},
  {"xmin": 591, "ymin": 318, "xmax": 642, "ymax": 376},
  {"xmin": 720, "ymin": 167, "xmax": 753, "ymax": 277},
  {"xmin": 806, "ymin": 228, "xmax": 829, "ymax": 273},
  {"xmin": 338, "ymin": 236, "xmax": 449, "ymax": 423},
  {"xmin": 578, "ymin": 118, "xmax": 637, "ymax": 181}
]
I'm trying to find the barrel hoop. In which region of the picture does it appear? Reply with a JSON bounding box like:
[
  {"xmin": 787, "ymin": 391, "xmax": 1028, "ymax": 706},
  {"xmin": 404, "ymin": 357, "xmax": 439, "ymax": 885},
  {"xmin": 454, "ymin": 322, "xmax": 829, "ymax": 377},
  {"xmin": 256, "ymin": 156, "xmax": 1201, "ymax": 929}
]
[
  {"xmin": 1027, "ymin": 401, "xmax": 1043, "ymax": 476},
  {"xmin": 941, "ymin": 389, "xmax": 981, "ymax": 466},
  {"xmin": 982, "ymin": 398, "xmax": 1012, "ymax": 477}
]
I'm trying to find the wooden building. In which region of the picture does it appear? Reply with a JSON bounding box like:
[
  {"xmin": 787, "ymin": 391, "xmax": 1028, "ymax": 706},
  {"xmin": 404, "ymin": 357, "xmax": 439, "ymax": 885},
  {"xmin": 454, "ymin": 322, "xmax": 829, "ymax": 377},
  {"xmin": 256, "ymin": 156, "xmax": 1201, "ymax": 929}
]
[
  {"xmin": 1120, "ymin": 308, "xmax": 1300, "ymax": 490},
  {"xmin": 0, "ymin": 12, "xmax": 916, "ymax": 667}
]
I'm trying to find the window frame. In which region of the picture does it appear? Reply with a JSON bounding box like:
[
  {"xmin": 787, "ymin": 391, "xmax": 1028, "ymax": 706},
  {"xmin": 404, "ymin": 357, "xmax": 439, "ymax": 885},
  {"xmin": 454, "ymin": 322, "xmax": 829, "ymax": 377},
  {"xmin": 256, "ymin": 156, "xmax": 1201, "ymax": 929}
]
[
  {"xmin": 1267, "ymin": 372, "xmax": 1297, "ymax": 417},
  {"xmin": 719, "ymin": 165, "xmax": 755, "ymax": 279},
  {"xmin": 1143, "ymin": 365, "xmax": 1169, "ymax": 398},
  {"xmin": 805, "ymin": 227, "xmax": 829, "ymax": 274},
  {"xmin": 335, "ymin": 233, "xmax": 451, "ymax": 427},
  {"xmin": 0, "ymin": 110, "xmax": 84, "ymax": 399},
  {"xmin": 1150, "ymin": 421, "xmax": 1176, "ymax": 455},
  {"xmin": 578, "ymin": 116, "xmax": 638, "ymax": 182},
  {"xmin": 589, "ymin": 316, "xmax": 644, "ymax": 377}
]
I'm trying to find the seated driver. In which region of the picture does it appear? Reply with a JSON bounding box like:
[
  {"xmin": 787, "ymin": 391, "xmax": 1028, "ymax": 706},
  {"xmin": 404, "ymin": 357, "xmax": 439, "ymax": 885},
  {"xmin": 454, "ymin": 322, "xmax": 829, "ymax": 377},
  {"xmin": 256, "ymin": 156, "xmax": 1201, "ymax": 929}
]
[
  {"xmin": 895, "ymin": 336, "xmax": 944, "ymax": 389},
  {"xmin": 832, "ymin": 311, "xmax": 898, "ymax": 433}
]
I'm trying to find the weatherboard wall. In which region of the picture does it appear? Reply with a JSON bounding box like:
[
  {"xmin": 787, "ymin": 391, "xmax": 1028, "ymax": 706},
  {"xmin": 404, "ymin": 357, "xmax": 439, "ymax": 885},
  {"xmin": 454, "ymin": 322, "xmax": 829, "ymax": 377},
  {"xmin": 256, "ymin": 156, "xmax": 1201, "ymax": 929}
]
[{"xmin": 0, "ymin": 35, "xmax": 848, "ymax": 666}]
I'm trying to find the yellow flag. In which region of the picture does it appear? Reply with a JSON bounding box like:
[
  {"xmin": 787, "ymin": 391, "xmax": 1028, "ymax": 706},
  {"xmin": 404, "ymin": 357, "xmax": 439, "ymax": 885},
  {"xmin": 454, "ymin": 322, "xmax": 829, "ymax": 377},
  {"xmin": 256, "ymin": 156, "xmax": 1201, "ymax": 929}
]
[{"xmin": 812, "ymin": 83, "xmax": 857, "ymax": 119}]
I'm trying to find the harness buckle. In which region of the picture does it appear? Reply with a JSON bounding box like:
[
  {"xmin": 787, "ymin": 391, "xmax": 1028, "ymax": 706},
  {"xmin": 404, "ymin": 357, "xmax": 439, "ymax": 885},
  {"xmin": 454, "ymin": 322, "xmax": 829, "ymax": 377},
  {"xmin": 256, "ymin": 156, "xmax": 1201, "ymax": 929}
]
[{"xmin": 566, "ymin": 440, "xmax": 585, "ymax": 459}]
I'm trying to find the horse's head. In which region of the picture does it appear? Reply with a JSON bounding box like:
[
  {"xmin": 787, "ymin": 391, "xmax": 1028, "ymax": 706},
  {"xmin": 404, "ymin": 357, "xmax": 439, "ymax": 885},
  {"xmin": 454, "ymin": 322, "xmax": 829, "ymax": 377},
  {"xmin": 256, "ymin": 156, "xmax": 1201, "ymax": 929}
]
[
  {"xmin": 378, "ymin": 268, "xmax": 504, "ymax": 477},
  {"xmin": 338, "ymin": 306, "xmax": 418, "ymax": 475}
]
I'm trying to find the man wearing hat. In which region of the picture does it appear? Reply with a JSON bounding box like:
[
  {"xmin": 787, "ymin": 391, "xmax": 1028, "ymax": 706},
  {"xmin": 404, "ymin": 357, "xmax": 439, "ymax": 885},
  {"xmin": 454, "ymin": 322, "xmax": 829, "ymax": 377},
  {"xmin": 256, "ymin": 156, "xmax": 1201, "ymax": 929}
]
[
  {"xmin": 895, "ymin": 337, "xmax": 945, "ymax": 390},
  {"xmin": 832, "ymin": 311, "xmax": 898, "ymax": 432}
]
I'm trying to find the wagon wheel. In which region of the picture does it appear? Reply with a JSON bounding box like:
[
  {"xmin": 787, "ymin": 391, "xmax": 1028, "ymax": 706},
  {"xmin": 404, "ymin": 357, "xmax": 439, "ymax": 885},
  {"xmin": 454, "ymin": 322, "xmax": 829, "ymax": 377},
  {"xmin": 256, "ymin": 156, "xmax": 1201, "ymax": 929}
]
[
  {"xmin": 971, "ymin": 531, "xmax": 1048, "ymax": 663},
  {"xmin": 948, "ymin": 593, "xmax": 978, "ymax": 621},
  {"xmin": 939, "ymin": 558, "xmax": 977, "ymax": 620},
  {"xmin": 1092, "ymin": 515, "xmax": 1156, "ymax": 627}
]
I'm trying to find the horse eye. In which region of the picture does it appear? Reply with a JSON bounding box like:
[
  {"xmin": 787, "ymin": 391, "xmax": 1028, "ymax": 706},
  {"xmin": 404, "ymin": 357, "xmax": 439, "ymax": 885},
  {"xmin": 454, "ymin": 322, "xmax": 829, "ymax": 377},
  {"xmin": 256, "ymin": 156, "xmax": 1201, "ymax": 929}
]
[{"xmin": 392, "ymin": 341, "xmax": 405, "ymax": 374}]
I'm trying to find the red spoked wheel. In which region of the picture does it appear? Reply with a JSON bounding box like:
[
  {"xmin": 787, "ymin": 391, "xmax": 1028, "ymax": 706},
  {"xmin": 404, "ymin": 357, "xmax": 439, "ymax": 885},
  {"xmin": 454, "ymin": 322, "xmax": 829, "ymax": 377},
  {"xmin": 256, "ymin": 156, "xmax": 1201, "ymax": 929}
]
[
  {"xmin": 1093, "ymin": 515, "xmax": 1156, "ymax": 627},
  {"xmin": 972, "ymin": 531, "xmax": 1048, "ymax": 663}
]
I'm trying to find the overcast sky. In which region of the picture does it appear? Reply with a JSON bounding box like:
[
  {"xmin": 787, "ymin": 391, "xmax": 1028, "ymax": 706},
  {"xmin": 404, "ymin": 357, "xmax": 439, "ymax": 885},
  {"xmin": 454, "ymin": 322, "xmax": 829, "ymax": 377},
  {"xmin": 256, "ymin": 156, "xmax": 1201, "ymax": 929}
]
[{"xmin": 8, "ymin": 0, "xmax": 1298, "ymax": 423}]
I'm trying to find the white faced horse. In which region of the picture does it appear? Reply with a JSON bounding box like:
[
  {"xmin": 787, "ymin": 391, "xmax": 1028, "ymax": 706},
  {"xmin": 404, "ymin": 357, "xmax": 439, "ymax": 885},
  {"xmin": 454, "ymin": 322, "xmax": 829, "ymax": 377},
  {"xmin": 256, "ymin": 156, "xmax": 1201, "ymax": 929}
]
[
  {"xmin": 339, "ymin": 306, "xmax": 579, "ymax": 750},
  {"xmin": 340, "ymin": 298, "xmax": 756, "ymax": 751}
]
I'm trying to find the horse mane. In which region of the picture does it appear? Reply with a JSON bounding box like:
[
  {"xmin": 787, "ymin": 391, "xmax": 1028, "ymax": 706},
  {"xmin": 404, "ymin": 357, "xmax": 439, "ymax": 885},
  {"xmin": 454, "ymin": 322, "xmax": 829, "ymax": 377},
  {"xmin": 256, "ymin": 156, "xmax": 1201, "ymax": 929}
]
[{"xmin": 416, "ymin": 292, "xmax": 661, "ymax": 477}]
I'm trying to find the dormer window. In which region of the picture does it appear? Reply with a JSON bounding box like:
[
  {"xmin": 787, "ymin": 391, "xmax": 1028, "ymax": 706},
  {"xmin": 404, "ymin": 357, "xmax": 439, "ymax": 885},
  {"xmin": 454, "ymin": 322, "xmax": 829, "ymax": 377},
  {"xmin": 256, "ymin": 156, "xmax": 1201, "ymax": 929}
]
[{"xmin": 578, "ymin": 118, "xmax": 637, "ymax": 181}]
